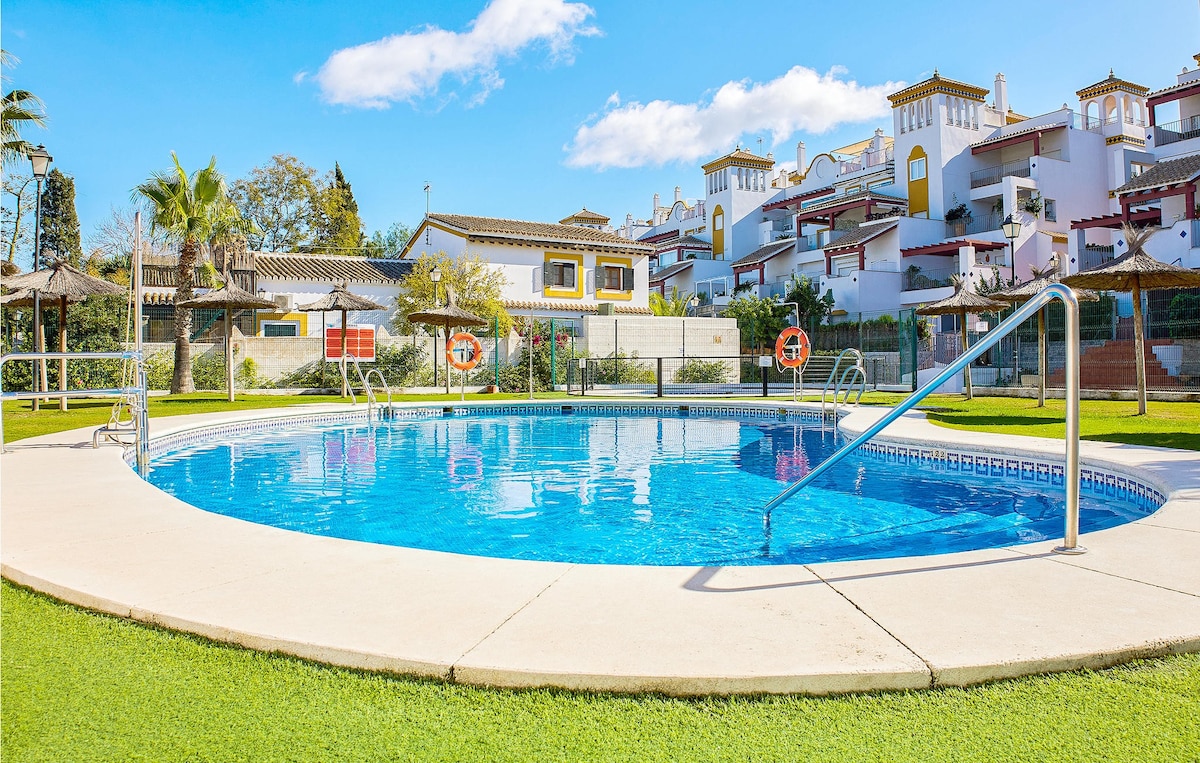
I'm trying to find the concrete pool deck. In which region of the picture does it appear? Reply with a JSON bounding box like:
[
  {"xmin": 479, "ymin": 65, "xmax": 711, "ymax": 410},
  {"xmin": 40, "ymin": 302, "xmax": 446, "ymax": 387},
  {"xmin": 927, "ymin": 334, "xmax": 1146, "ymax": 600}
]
[{"xmin": 2, "ymin": 401, "xmax": 1198, "ymax": 696}]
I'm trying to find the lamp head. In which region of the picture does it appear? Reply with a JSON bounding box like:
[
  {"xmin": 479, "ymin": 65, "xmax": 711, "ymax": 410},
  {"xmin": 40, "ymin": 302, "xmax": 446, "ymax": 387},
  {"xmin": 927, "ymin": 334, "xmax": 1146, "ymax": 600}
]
[
  {"xmin": 430, "ymin": 268, "xmax": 442, "ymax": 283},
  {"xmin": 28, "ymin": 144, "xmax": 52, "ymax": 180},
  {"xmin": 1002, "ymin": 215, "xmax": 1022, "ymax": 242}
]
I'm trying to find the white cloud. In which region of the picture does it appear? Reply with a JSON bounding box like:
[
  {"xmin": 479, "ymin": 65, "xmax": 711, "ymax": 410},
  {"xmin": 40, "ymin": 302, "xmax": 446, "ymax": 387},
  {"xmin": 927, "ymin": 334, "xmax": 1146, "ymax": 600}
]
[
  {"xmin": 565, "ymin": 66, "xmax": 903, "ymax": 170},
  {"xmin": 313, "ymin": 0, "xmax": 599, "ymax": 109}
]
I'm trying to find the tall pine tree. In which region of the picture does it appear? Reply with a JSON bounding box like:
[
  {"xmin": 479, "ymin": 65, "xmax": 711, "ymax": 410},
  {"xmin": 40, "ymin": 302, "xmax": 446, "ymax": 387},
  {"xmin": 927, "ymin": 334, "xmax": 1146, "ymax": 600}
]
[
  {"xmin": 38, "ymin": 168, "xmax": 82, "ymax": 267},
  {"xmin": 310, "ymin": 162, "xmax": 364, "ymax": 255}
]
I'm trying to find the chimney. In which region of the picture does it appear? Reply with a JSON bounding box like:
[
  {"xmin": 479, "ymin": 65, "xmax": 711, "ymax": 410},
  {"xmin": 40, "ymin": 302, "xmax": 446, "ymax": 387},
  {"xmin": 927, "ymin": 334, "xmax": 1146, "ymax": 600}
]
[
  {"xmin": 796, "ymin": 141, "xmax": 807, "ymax": 174},
  {"xmin": 674, "ymin": 186, "xmax": 682, "ymax": 203},
  {"xmin": 994, "ymin": 73, "xmax": 1008, "ymax": 116}
]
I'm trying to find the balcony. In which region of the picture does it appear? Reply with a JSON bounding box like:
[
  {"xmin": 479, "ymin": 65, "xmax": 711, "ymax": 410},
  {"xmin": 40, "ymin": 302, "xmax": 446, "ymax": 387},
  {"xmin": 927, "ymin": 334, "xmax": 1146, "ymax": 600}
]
[
  {"xmin": 1079, "ymin": 245, "xmax": 1114, "ymax": 271},
  {"xmin": 902, "ymin": 264, "xmax": 956, "ymax": 292},
  {"xmin": 970, "ymin": 159, "xmax": 1031, "ymax": 189},
  {"xmin": 1153, "ymin": 116, "xmax": 1200, "ymax": 147},
  {"xmin": 945, "ymin": 212, "xmax": 1002, "ymax": 238}
]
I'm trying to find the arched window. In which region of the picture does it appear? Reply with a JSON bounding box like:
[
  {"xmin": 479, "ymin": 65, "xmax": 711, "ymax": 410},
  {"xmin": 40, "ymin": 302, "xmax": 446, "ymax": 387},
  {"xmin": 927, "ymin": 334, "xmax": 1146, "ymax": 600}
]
[{"xmin": 1103, "ymin": 95, "xmax": 1117, "ymax": 123}]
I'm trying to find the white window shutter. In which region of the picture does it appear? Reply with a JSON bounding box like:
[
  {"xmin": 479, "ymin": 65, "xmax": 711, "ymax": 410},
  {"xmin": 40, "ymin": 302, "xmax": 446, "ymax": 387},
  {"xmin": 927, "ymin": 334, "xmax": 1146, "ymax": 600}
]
[
  {"xmin": 585, "ymin": 269, "xmax": 595, "ymax": 294},
  {"xmin": 533, "ymin": 266, "xmax": 544, "ymax": 292}
]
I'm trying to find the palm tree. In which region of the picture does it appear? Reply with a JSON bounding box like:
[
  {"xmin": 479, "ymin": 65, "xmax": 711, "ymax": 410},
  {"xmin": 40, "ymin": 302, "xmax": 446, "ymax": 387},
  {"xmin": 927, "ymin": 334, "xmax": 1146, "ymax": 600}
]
[
  {"xmin": 135, "ymin": 153, "xmax": 251, "ymax": 393},
  {"xmin": 649, "ymin": 286, "xmax": 694, "ymax": 317},
  {"xmin": 1, "ymin": 50, "xmax": 47, "ymax": 166}
]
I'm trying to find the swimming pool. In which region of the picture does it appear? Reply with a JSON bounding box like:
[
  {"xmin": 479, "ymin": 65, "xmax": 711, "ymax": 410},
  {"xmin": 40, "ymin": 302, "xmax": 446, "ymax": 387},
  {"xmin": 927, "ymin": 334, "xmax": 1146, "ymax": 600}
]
[{"xmin": 144, "ymin": 405, "xmax": 1161, "ymax": 566}]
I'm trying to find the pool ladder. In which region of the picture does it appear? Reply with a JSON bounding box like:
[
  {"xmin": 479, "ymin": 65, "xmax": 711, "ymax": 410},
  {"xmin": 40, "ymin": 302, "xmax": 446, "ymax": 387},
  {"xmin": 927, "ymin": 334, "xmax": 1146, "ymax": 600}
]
[
  {"xmin": 820, "ymin": 348, "xmax": 867, "ymax": 419},
  {"xmin": 764, "ymin": 283, "xmax": 1087, "ymax": 556},
  {"xmin": 339, "ymin": 354, "xmax": 395, "ymax": 421}
]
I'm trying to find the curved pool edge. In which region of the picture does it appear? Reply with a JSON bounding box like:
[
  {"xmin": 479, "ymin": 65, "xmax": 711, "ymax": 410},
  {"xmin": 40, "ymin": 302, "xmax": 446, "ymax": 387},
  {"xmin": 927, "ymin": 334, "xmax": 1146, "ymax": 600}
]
[{"xmin": 2, "ymin": 400, "xmax": 1199, "ymax": 696}]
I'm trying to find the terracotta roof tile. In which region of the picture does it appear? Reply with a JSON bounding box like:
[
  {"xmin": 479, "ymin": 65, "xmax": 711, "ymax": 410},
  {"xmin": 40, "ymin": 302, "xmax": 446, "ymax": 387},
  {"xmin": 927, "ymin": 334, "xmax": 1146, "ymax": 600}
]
[
  {"xmin": 1115, "ymin": 154, "xmax": 1200, "ymax": 195},
  {"xmin": 648, "ymin": 261, "xmax": 695, "ymax": 283},
  {"xmin": 256, "ymin": 253, "xmax": 412, "ymax": 284},
  {"xmin": 824, "ymin": 220, "xmax": 898, "ymax": 250},
  {"xmin": 732, "ymin": 238, "xmax": 795, "ymax": 268},
  {"xmin": 428, "ymin": 213, "xmax": 651, "ymax": 252}
]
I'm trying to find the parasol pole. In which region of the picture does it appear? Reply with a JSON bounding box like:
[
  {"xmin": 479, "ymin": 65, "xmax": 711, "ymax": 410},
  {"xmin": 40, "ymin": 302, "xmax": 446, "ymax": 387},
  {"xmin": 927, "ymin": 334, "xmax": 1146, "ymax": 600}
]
[
  {"xmin": 1037, "ymin": 308, "xmax": 1046, "ymax": 407},
  {"xmin": 225, "ymin": 307, "xmax": 234, "ymax": 403},
  {"xmin": 58, "ymin": 294, "xmax": 68, "ymax": 411},
  {"xmin": 1132, "ymin": 276, "xmax": 1146, "ymax": 415},
  {"xmin": 340, "ymin": 308, "xmax": 349, "ymax": 398},
  {"xmin": 960, "ymin": 309, "xmax": 972, "ymax": 400}
]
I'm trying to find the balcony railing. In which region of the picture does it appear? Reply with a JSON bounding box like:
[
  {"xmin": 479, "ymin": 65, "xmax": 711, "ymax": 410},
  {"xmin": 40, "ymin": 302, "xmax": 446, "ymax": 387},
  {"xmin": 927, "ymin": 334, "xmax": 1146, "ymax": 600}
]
[
  {"xmin": 1153, "ymin": 115, "xmax": 1200, "ymax": 147},
  {"xmin": 945, "ymin": 212, "xmax": 1002, "ymax": 238},
  {"xmin": 1071, "ymin": 112, "xmax": 1104, "ymax": 132},
  {"xmin": 1103, "ymin": 114, "xmax": 1147, "ymax": 128},
  {"xmin": 1079, "ymin": 245, "xmax": 1114, "ymax": 271},
  {"xmin": 903, "ymin": 265, "xmax": 957, "ymax": 292},
  {"xmin": 970, "ymin": 158, "xmax": 1032, "ymax": 188}
]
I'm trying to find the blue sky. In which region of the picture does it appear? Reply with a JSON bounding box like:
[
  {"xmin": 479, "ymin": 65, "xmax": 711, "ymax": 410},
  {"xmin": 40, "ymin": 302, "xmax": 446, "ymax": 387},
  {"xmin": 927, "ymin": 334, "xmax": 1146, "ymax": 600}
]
[{"xmin": 4, "ymin": 0, "xmax": 1198, "ymax": 256}]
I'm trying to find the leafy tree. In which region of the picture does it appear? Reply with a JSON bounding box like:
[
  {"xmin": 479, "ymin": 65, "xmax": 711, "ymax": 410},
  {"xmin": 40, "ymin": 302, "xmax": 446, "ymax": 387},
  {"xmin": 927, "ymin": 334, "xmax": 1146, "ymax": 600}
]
[
  {"xmin": 38, "ymin": 168, "xmax": 82, "ymax": 267},
  {"xmin": 1, "ymin": 50, "xmax": 47, "ymax": 167},
  {"xmin": 393, "ymin": 251, "xmax": 512, "ymax": 335},
  {"xmin": 84, "ymin": 205, "xmax": 173, "ymax": 283},
  {"xmin": 721, "ymin": 294, "xmax": 791, "ymax": 353},
  {"xmin": 229, "ymin": 154, "xmax": 319, "ymax": 251},
  {"xmin": 135, "ymin": 153, "xmax": 251, "ymax": 394},
  {"xmin": 365, "ymin": 222, "xmax": 414, "ymax": 258},
  {"xmin": 649, "ymin": 285, "xmax": 694, "ymax": 316},
  {"xmin": 309, "ymin": 162, "xmax": 364, "ymax": 255},
  {"xmin": 782, "ymin": 273, "xmax": 834, "ymax": 328},
  {"xmin": 2, "ymin": 171, "xmax": 34, "ymax": 268}
]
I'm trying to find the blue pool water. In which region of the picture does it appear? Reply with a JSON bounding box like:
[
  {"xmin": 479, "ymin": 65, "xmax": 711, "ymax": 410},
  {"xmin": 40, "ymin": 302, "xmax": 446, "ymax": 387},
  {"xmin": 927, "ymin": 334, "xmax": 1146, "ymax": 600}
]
[{"xmin": 147, "ymin": 410, "xmax": 1158, "ymax": 566}]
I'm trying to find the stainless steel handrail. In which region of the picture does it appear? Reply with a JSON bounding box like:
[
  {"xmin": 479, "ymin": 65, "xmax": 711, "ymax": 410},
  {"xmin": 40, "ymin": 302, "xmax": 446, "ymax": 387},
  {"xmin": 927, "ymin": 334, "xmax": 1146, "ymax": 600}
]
[
  {"xmin": 831, "ymin": 364, "xmax": 867, "ymax": 418},
  {"xmin": 1, "ymin": 350, "xmax": 150, "ymax": 476},
  {"xmin": 764, "ymin": 283, "xmax": 1084, "ymax": 555},
  {"xmin": 821, "ymin": 348, "xmax": 864, "ymax": 417},
  {"xmin": 364, "ymin": 368, "xmax": 393, "ymax": 418},
  {"xmin": 339, "ymin": 354, "xmax": 380, "ymax": 421}
]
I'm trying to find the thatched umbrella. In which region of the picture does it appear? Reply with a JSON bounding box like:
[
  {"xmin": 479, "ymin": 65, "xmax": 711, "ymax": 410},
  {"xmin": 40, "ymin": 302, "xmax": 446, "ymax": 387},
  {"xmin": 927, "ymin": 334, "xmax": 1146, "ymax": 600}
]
[
  {"xmin": 916, "ymin": 276, "xmax": 1006, "ymax": 399},
  {"xmin": 296, "ymin": 283, "xmax": 386, "ymax": 398},
  {"xmin": 406, "ymin": 287, "xmax": 487, "ymax": 394},
  {"xmin": 175, "ymin": 274, "xmax": 276, "ymax": 402},
  {"xmin": 992, "ymin": 261, "xmax": 1099, "ymax": 407},
  {"xmin": 0, "ymin": 260, "xmax": 19, "ymax": 277},
  {"xmin": 1063, "ymin": 224, "xmax": 1200, "ymax": 414},
  {"xmin": 1, "ymin": 260, "xmax": 125, "ymax": 410}
]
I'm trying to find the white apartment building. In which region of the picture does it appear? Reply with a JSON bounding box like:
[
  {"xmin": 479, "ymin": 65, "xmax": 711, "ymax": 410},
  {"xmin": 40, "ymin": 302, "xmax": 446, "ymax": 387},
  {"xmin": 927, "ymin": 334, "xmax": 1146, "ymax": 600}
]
[
  {"xmin": 401, "ymin": 212, "xmax": 654, "ymax": 320},
  {"xmin": 636, "ymin": 55, "xmax": 1200, "ymax": 331}
]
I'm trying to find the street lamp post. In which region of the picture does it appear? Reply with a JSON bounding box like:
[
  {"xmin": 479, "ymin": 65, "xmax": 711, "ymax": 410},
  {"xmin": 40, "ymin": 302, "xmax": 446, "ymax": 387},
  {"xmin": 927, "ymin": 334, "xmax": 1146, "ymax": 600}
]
[
  {"xmin": 28, "ymin": 145, "xmax": 52, "ymax": 411},
  {"xmin": 430, "ymin": 268, "xmax": 441, "ymax": 390},
  {"xmin": 1002, "ymin": 215, "xmax": 1023, "ymax": 386}
]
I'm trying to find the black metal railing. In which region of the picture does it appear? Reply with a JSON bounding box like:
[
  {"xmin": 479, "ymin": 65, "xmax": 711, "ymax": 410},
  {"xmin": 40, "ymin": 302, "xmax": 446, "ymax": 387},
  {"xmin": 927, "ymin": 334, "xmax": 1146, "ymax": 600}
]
[
  {"xmin": 1153, "ymin": 115, "xmax": 1200, "ymax": 147},
  {"xmin": 970, "ymin": 158, "xmax": 1031, "ymax": 188},
  {"xmin": 902, "ymin": 265, "xmax": 957, "ymax": 292}
]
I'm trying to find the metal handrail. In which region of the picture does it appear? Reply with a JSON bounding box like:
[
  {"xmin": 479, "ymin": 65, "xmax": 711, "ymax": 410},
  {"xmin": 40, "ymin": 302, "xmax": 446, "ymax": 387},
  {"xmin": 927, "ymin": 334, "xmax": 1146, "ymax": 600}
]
[
  {"xmin": 338, "ymin": 354, "xmax": 378, "ymax": 419},
  {"xmin": 1, "ymin": 350, "xmax": 150, "ymax": 476},
  {"xmin": 764, "ymin": 283, "xmax": 1084, "ymax": 554},
  {"xmin": 831, "ymin": 364, "xmax": 867, "ymax": 418},
  {"xmin": 820, "ymin": 349, "xmax": 864, "ymax": 417},
  {"xmin": 364, "ymin": 368, "xmax": 393, "ymax": 418}
]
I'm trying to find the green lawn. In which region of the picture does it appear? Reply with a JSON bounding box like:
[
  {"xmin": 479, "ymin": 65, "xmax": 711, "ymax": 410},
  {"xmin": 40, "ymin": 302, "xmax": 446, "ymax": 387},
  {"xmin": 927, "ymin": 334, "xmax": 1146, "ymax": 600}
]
[
  {"xmin": 3, "ymin": 582, "xmax": 1198, "ymax": 763},
  {"xmin": 3, "ymin": 392, "xmax": 1200, "ymax": 760}
]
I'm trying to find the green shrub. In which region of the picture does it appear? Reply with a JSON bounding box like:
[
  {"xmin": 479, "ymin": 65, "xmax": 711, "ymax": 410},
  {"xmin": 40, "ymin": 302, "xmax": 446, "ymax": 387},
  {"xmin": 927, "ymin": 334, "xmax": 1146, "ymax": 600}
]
[{"xmin": 674, "ymin": 359, "xmax": 731, "ymax": 384}]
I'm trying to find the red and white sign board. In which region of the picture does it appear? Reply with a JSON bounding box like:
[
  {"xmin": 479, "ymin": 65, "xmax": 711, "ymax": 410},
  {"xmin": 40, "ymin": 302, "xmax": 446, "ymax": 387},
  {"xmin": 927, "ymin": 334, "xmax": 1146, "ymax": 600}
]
[{"xmin": 325, "ymin": 326, "xmax": 376, "ymax": 362}]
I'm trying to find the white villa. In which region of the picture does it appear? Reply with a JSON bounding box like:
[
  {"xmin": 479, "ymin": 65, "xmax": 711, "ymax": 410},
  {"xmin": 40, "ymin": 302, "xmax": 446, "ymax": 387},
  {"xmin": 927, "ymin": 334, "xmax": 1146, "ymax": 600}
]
[{"xmin": 400, "ymin": 211, "xmax": 654, "ymax": 320}]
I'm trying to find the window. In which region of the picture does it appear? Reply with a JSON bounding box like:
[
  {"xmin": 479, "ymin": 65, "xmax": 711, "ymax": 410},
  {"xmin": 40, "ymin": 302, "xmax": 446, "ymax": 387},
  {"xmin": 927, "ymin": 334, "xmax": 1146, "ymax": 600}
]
[
  {"xmin": 600, "ymin": 265, "xmax": 634, "ymax": 291},
  {"xmin": 1044, "ymin": 198, "xmax": 1057, "ymax": 222},
  {"xmin": 544, "ymin": 261, "xmax": 576, "ymax": 289},
  {"xmin": 263, "ymin": 321, "xmax": 299, "ymax": 337},
  {"xmin": 909, "ymin": 157, "xmax": 926, "ymax": 181}
]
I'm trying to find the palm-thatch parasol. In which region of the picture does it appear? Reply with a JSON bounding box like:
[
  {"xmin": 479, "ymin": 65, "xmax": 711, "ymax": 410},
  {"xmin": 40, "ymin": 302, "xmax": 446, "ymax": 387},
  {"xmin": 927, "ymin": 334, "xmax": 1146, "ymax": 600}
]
[
  {"xmin": 296, "ymin": 283, "xmax": 386, "ymax": 398},
  {"xmin": 1062, "ymin": 224, "xmax": 1200, "ymax": 414},
  {"xmin": 175, "ymin": 273, "xmax": 277, "ymax": 402},
  {"xmin": 1, "ymin": 260, "xmax": 126, "ymax": 410},
  {"xmin": 916, "ymin": 275, "xmax": 1006, "ymax": 399},
  {"xmin": 991, "ymin": 260, "xmax": 1099, "ymax": 407},
  {"xmin": 0, "ymin": 260, "xmax": 20, "ymax": 277},
  {"xmin": 406, "ymin": 286, "xmax": 487, "ymax": 394}
]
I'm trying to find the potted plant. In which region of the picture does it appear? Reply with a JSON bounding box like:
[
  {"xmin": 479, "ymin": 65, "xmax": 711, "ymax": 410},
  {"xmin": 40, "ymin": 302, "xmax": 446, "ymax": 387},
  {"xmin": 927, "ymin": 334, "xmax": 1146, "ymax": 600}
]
[
  {"xmin": 945, "ymin": 196, "xmax": 972, "ymax": 235},
  {"xmin": 1021, "ymin": 194, "xmax": 1043, "ymax": 216}
]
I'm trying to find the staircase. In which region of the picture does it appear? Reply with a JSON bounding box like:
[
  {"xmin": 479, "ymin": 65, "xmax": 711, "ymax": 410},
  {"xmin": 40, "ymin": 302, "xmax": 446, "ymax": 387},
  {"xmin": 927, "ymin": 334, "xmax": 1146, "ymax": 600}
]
[{"xmin": 1047, "ymin": 339, "xmax": 1183, "ymax": 389}]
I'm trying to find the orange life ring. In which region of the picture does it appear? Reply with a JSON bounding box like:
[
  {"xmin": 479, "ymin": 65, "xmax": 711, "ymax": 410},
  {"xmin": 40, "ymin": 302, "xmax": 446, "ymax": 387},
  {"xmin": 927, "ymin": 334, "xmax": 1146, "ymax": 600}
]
[
  {"xmin": 446, "ymin": 332, "xmax": 482, "ymax": 371},
  {"xmin": 775, "ymin": 327, "xmax": 810, "ymax": 369}
]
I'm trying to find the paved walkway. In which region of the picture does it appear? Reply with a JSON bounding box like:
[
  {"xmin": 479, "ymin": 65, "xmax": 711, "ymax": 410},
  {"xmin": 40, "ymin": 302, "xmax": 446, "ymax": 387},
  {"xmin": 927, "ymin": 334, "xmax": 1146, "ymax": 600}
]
[{"xmin": 2, "ymin": 402, "xmax": 1198, "ymax": 695}]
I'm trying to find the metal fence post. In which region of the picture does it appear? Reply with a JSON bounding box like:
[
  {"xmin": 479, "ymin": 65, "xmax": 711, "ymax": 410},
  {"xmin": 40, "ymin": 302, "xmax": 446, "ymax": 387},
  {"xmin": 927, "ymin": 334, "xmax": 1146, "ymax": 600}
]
[
  {"xmin": 550, "ymin": 318, "xmax": 557, "ymax": 388},
  {"xmin": 656, "ymin": 357, "xmax": 663, "ymax": 397}
]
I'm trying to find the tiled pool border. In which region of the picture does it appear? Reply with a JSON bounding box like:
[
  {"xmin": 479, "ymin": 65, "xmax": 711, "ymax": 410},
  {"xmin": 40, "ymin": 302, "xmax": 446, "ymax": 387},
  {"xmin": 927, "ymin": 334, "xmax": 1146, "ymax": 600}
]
[{"xmin": 132, "ymin": 402, "xmax": 1167, "ymax": 515}]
